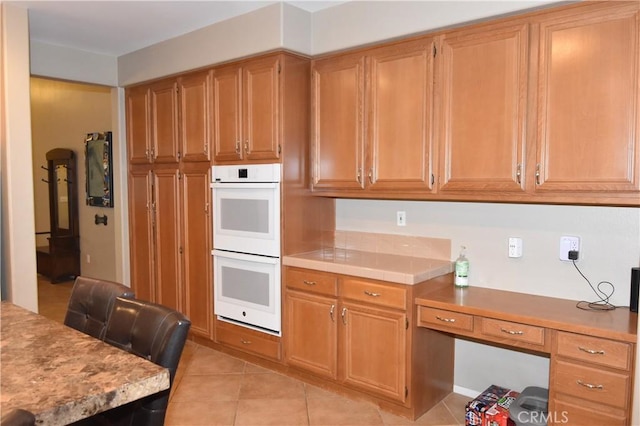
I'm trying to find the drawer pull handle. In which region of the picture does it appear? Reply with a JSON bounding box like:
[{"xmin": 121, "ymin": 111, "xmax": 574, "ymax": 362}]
[
  {"xmin": 341, "ymin": 307, "xmax": 347, "ymax": 325},
  {"xmin": 576, "ymin": 380, "xmax": 604, "ymax": 390},
  {"xmin": 435, "ymin": 316, "xmax": 456, "ymax": 323},
  {"xmin": 364, "ymin": 290, "xmax": 381, "ymax": 297},
  {"xmin": 500, "ymin": 328, "xmax": 524, "ymax": 335},
  {"xmin": 240, "ymin": 339, "xmax": 252, "ymax": 345},
  {"xmin": 303, "ymin": 280, "xmax": 316, "ymax": 286},
  {"xmin": 330, "ymin": 304, "xmax": 335, "ymax": 322},
  {"xmin": 578, "ymin": 346, "xmax": 605, "ymax": 355}
]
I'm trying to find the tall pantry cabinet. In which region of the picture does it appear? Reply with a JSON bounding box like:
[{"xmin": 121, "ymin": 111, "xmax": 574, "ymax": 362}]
[{"xmin": 126, "ymin": 69, "xmax": 213, "ymax": 339}]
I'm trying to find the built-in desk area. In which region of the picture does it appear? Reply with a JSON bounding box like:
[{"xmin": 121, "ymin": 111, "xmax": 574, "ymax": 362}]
[{"xmin": 415, "ymin": 286, "xmax": 637, "ymax": 425}]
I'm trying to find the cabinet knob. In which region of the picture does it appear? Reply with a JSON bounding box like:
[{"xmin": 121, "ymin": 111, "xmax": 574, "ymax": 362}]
[
  {"xmin": 240, "ymin": 339, "xmax": 252, "ymax": 345},
  {"xmin": 303, "ymin": 280, "xmax": 316, "ymax": 286},
  {"xmin": 235, "ymin": 141, "xmax": 241, "ymax": 155},
  {"xmin": 244, "ymin": 140, "xmax": 249, "ymax": 153},
  {"xmin": 330, "ymin": 304, "xmax": 335, "ymax": 322},
  {"xmin": 535, "ymin": 164, "xmax": 541, "ymax": 185},
  {"xmin": 368, "ymin": 168, "xmax": 374, "ymax": 184},
  {"xmin": 341, "ymin": 307, "xmax": 347, "ymax": 325}
]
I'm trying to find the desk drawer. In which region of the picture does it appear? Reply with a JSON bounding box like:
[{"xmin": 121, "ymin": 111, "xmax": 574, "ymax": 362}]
[
  {"xmin": 555, "ymin": 332, "xmax": 631, "ymax": 371},
  {"xmin": 285, "ymin": 268, "xmax": 338, "ymax": 297},
  {"xmin": 553, "ymin": 360, "xmax": 630, "ymax": 409},
  {"xmin": 417, "ymin": 307, "xmax": 474, "ymax": 332},
  {"xmin": 340, "ymin": 278, "xmax": 406, "ymax": 310},
  {"xmin": 480, "ymin": 318, "xmax": 545, "ymax": 348}
]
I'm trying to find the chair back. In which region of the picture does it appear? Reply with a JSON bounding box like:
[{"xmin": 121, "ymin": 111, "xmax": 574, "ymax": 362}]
[
  {"xmin": 64, "ymin": 276, "xmax": 134, "ymax": 340},
  {"xmin": 102, "ymin": 297, "xmax": 191, "ymax": 426},
  {"xmin": 0, "ymin": 409, "xmax": 35, "ymax": 426}
]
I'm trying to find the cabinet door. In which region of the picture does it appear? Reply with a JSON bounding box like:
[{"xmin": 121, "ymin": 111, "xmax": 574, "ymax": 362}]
[
  {"xmin": 243, "ymin": 55, "xmax": 280, "ymax": 161},
  {"xmin": 128, "ymin": 168, "xmax": 154, "ymax": 301},
  {"xmin": 341, "ymin": 302, "xmax": 407, "ymax": 402},
  {"xmin": 311, "ymin": 54, "xmax": 366, "ymax": 190},
  {"xmin": 179, "ymin": 70, "xmax": 211, "ymax": 162},
  {"xmin": 181, "ymin": 163, "xmax": 213, "ymax": 339},
  {"xmin": 285, "ymin": 290, "xmax": 338, "ymax": 379},
  {"xmin": 150, "ymin": 79, "xmax": 180, "ymax": 164},
  {"xmin": 438, "ymin": 23, "xmax": 529, "ymax": 193},
  {"xmin": 212, "ymin": 64, "xmax": 243, "ymax": 163},
  {"xmin": 534, "ymin": 4, "xmax": 640, "ymax": 193},
  {"xmin": 368, "ymin": 39, "xmax": 436, "ymax": 191},
  {"xmin": 153, "ymin": 168, "xmax": 182, "ymax": 311},
  {"xmin": 126, "ymin": 86, "xmax": 151, "ymax": 165}
]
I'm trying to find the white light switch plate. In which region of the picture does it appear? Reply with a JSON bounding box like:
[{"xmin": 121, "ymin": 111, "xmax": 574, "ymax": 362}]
[{"xmin": 508, "ymin": 237, "xmax": 523, "ymax": 258}]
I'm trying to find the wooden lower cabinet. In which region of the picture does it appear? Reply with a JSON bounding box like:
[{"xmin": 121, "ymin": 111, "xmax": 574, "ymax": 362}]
[
  {"xmin": 549, "ymin": 331, "xmax": 634, "ymax": 425},
  {"xmin": 284, "ymin": 267, "xmax": 453, "ymax": 419}
]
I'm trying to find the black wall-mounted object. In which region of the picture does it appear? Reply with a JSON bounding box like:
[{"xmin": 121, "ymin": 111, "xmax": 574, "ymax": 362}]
[
  {"xmin": 630, "ymin": 267, "xmax": 639, "ymax": 313},
  {"xmin": 85, "ymin": 131, "xmax": 113, "ymax": 208}
]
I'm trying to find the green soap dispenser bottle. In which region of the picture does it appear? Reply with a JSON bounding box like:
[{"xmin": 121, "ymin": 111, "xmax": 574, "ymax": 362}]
[{"xmin": 454, "ymin": 246, "xmax": 469, "ymax": 288}]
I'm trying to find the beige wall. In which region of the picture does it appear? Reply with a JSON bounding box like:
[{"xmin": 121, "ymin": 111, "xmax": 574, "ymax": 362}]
[{"xmin": 30, "ymin": 77, "xmax": 117, "ymax": 281}]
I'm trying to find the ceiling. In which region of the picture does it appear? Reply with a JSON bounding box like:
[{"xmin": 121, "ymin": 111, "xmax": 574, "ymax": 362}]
[{"xmin": 8, "ymin": 1, "xmax": 345, "ymax": 56}]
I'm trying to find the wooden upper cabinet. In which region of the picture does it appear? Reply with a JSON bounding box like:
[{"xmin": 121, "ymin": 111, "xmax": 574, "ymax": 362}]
[
  {"xmin": 243, "ymin": 55, "xmax": 280, "ymax": 161},
  {"xmin": 437, "ymin": 23, "xmax": 529, "ymax": 193},
  {"xmin": 311, "ymin": 53, "xmax": 366, "ymax": 190},
  {"xmin": 533, "ymin": 3, "xmax": 640, "ymax": 195},
  {"xmin": 212, "ymin": 54, "xmax": 281, "ymax": 164},
  {"xmin": 126, "ymin": 86, "xmax": 151, "ymax": 165},
  {"xmin": 367, "ymin": 39, "xmax": 436, "ymax": 191},
  {"xmin": 212, "ymin": 64, "xmax": 243, "ymax": 162},
  {"xmin": 150, "ymin": 79, "xmax": 180, "ymax": 164},
  {"xmin": 179, "ymin": 70, "xmax": 211, "ymax": 162}
]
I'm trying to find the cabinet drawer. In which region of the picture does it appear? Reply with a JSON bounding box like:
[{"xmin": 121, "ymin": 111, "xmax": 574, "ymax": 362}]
[
  {"xmin": 552, "ymin": 398, "xmax": 627, "ymax": 425},
  {"xmin": 480, "ymin": 318, "xmax": 545, "ymax": 348},
  {"xmin": 555, "ymin": 331, "xmax": 631, "ymax": 371},
  {"xmin": 285, "ymin": 268, "xmax": 338, "ymax": 296},
  {"xmin": 217, "ymin": 324, "xmax": 281, "ymax": 361},
  {"xmin": 417, "ymin": 306, "xmax": 474, "ymax": 332},
  {"xmin": 553, "ymin": 360, "xmax": 630, "ymax": 410},
  {"xmin": 340, "ymin": 278, "xmax": 406, "ymax": 310}
]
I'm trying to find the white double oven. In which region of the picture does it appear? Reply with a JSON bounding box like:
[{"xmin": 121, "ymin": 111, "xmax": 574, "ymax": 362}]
[{"xmin": 211, "ymin": 164, "xmax": 281, "ymax": 335}]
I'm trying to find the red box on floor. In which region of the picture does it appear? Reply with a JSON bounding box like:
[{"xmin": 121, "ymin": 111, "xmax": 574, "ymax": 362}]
[
  {"xmin": 465, "ymin": 385, "xmax": 511, "ymax": 426},
  {"xmin": 485, "ymin": 390, "xmax": 520, "ymax": 426}
]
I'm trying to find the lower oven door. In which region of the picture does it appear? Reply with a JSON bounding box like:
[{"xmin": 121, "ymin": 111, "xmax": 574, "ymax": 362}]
[{"xmin": 212, "ymin": 249, "xmax": 281, "ymax": 335}]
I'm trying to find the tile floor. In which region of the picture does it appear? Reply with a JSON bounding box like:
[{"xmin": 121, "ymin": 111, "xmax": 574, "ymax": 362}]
[{"xmin": 37, "ymin": 276, "xmax": 469, "ymax": 426}]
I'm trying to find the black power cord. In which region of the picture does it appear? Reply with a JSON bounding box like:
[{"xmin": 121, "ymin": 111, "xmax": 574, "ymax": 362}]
[{"xmin": 569, "ymin": 251, "xmax": 617, "ymax": 311}]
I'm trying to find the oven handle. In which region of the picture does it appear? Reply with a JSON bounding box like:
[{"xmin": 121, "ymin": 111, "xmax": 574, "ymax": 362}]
[
  {"xmin": 210, "ymin": 182, "xmax": 279, "ymax": 189},
  {"xmin": 212, "ymin": 249, "xmax": 280, "ymax": 265}
]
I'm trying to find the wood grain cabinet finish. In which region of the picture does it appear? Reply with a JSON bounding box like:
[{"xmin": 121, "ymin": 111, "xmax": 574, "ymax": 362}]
[
  {"xmin": 128, "ymin": 81, "xmax": 179, "ymax": 165},
  {"xmin": 532, "ymin": 3, "xmax": 640, "ymax": 197},
  {"xmin": 126, "ymin": 75, "xmax": 213, "ymax": 339},
  {"xmin": 284, "ymin": 267, "xmax": 453, "ymax": 418},
  {"xmin": 437, "ymin": 22, "xmax": 528, "ymax": 194},
  {"xmin": 550, "ymin": 331, "xmax": 635, "ymax": 425},
  {"xmin": 311, "ymin": 52, "xmax": 366, "ymax": 190},
  {"xmin": 212, "ymin": 54, "xmax": 281, "ymax": 163},
  {"xmin": 311, "ymin": 38, "xmax": 436, "ymax": 192}
]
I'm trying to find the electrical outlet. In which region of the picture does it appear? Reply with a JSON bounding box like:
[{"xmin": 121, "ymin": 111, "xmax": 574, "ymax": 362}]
[
  {"xmin": 559, "ymin": 236, "xmax": 580, "ymax": 261},
  {"xmin": 508, "ymin": 237, "xmax": 523, "ymax": 258},
  {"xmin": 396, "ymin": 211, "xmax": 406, "ymax": 226}
]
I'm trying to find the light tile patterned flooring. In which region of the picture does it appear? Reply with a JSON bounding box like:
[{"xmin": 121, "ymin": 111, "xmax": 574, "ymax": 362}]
[{"xmin": 38, "ymin": 276, "xmax": 468, "ymax": 426}]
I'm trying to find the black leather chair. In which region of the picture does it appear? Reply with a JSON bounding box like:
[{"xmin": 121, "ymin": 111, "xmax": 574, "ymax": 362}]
[
  {"xmin": 95, "ymin": 297, "xmax": 191, "ymax": 426},
  {"xmin": 64, "ymin": 276, "xmax": 135, "ymax": 340},
  {"xmin": 0, "ymin": 409, "xmax": 35, "ymax": 426}
]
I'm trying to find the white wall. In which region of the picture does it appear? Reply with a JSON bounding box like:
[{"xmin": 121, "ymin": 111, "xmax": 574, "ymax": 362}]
[
  {"xmin": 337, "ymin": 199, "xmax": 640, "ymax": 394},
  {"xmin": 1, "ymin": 3, "xmax": 38, "ymax": 311},
  {"xmin": 117, "ymin": 3, "xmax": 297, "ymax": 86},
  {"xmin": 30, "ymin": 40, "xmax": 118, "ymax": 86},
  {"xmin": 310, "ymin": 0, "xmax": 560, "ymax": 54}
]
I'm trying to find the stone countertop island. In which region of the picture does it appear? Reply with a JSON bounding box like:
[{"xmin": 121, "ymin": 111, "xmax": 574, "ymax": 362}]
[{"xmin": 0, "ymin": 302, "xmax": 169, "ymax": 426}]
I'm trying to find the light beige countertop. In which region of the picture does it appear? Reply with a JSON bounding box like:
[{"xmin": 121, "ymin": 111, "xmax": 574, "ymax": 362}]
[
  {"xmin": 0, "ymin": 302, "xmax": 169, "ymax": 426},
  {"xmin": 283, "ymin": 248, "xmax": 454, "ymax": 285}
]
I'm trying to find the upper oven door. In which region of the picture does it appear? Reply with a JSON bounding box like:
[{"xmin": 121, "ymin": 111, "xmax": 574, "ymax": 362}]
[{"xmin": 212, "ymin": 181, "xmax": 280, "ymax": 257}]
